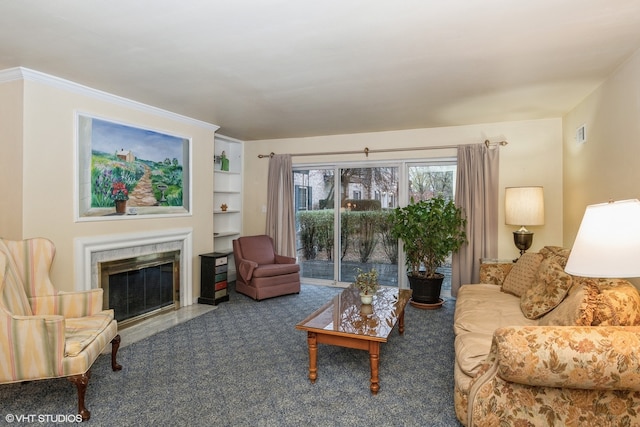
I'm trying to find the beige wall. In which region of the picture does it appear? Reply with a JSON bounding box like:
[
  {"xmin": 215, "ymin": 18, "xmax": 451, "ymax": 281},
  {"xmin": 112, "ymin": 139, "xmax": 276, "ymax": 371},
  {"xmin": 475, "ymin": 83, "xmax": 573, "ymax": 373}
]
[
  {"xmin": 563, "ymin": 48, "xmax": 640, "ymax": 287},
  {"xmin": 1, "ymin": 71, "xmax": 217, "ymax": 295},
  {"xmin": 0, "ymin": 80, "xmax": 24, "ymax": 238},
  {"xmin": 244, "ymin": 118, "xmax": 563, "ymax": 260},
  {"xmin": 563, "ymin": 48, "xmax": 640, "ymax": 245}
]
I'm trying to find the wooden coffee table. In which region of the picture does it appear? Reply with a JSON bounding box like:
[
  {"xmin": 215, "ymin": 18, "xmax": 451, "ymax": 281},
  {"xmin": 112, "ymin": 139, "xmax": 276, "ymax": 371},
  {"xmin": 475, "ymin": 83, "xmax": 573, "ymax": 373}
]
[{"xmin": 295, "ymin": 286, "xmax": 412, "ymax": 394}]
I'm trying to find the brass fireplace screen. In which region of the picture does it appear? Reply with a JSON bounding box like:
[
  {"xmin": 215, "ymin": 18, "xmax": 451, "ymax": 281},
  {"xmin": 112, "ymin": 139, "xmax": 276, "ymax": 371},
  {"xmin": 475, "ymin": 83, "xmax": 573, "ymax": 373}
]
[{"xmin": 99, "ymin": 251, "xmax": 180, "ymax": 327}]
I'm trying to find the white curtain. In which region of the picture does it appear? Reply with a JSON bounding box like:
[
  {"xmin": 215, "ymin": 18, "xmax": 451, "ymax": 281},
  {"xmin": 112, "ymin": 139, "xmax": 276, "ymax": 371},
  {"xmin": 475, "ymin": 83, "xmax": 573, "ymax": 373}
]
[
  {"xmin": 451, "ymin": 144, "xmax": 500, "ymax": 296},
  {"xmin": 266, "ymin": 154, "xmax": 296, "ymax": 257}
]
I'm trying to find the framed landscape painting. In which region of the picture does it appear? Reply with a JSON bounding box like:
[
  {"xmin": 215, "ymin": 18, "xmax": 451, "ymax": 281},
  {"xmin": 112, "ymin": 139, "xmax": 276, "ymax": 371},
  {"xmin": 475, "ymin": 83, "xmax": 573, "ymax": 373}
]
[{"xmin": 76, "ymin": 113, "xmax": 191, "ymax": 220}]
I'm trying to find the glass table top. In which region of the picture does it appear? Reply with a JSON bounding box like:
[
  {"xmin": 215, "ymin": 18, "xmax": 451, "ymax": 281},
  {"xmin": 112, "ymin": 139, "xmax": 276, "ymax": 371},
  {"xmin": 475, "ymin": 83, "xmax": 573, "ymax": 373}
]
[{"xmin": 296, "ymin": 286, "xmax": 412, "ymax": 341}]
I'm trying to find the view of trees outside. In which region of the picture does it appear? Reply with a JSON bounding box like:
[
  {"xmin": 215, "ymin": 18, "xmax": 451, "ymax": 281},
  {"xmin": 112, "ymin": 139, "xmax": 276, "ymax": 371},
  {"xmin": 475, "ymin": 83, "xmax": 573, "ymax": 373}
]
[
  {"xmin": 407, "ymin": 163, "xmax": 457, "ymax": 290},
  {"xmin": 408, "ymin": 164, "xmax": 455, "ymax": 202},
  {"xmin": 338, "ymin": 167, "xmax": 398, "ymax": 283},
  {"xmin": 294, "ymin": 162, "xmax": 456, "ymax": 287}
]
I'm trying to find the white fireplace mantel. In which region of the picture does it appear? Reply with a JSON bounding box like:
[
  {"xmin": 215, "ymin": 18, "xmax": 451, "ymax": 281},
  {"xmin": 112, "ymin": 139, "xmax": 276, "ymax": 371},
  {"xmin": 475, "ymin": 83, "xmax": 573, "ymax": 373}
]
[{"xmin": 74, "ymin": 228, "xmax": 193, "ymax": 306}]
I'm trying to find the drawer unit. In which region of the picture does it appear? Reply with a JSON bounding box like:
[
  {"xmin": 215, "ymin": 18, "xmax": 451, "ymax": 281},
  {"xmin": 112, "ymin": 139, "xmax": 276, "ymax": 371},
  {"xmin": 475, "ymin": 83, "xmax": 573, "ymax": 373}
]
[{"xmin": 198, "ymin": 252, "xmax": 231, "ymax": 305}]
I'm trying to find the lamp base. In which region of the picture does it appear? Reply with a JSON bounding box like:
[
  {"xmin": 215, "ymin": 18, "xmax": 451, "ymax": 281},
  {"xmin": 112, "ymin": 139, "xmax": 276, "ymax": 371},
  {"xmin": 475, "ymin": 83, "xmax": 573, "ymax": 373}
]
[{"xmin": 513, "ymin": 231, "xmax": 533, "ymax": 257}]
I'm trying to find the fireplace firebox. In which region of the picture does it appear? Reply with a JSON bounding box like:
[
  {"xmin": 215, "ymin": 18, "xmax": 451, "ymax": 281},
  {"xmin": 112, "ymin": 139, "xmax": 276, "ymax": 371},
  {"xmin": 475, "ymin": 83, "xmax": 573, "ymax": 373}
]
[{"xmin": 99, "ymin": 251, "xmax": 180, "ymax": 328}]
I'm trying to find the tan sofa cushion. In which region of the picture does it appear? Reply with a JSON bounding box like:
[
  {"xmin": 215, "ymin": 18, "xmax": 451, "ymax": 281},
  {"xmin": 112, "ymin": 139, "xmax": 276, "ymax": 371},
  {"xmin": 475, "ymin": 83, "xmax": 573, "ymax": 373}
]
[
  {"xmin": 538, "ymin": 279, "xmax": 599, "ymax": 326},
  {"xmin": 520, "ymin": 257, "xmax": 573, "ymax": 319},
  {"xmin": 501, "ymin": 252, "xmax": 543, "ymax": 297},
  {"xmin": 455, "ymin": 332, "xmax": 494, "ymax": 379},
  {"xmin": 455, "ymin": 284, "xmax": 535, "ymax": 336},
  {"xmin": 454, "ymin": 284, "xmax": 536, "ymax": 384}
]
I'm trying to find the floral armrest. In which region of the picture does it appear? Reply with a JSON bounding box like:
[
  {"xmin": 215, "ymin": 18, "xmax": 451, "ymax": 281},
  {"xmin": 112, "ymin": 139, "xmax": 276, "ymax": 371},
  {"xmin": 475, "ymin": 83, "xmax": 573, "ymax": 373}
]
[
  {"xmin": 492, "ymin": 325, "xmax": 640, "ymax": 390},
  {"xmin": 466, "ymin": 325, "xmax": 640, "ymax": 426},
  {"xmin": 479, "ymin": 261, "xmax": 514, "ymax": 286},
  {"xmin": 29, "ymin": 288, "xmax": 105, "ymax": 318}
]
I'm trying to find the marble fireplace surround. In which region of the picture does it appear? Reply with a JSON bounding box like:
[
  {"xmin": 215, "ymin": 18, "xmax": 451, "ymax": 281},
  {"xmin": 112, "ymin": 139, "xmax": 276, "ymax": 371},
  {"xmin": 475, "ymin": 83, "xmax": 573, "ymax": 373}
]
[{"xmin": 74, "ymin": 228, "xmax": 193, "ymax": 307}]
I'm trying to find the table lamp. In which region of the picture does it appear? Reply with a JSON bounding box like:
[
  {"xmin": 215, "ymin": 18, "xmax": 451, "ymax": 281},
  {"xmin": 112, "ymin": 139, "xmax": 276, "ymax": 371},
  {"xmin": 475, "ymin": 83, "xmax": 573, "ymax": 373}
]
[
  {"xmin": 505, "ymin": 186, "xmax": 545, "ymax": 256},
  {"xmin": 565, "ymin": 199, "xmax": 640, "ymax": 278}
]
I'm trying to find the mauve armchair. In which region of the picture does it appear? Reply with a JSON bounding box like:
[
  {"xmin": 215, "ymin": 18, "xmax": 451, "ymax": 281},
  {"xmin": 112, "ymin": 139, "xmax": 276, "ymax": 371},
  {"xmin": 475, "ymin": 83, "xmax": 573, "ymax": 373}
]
[{"xmin": 232, "ymin": 235, "xmax": 300, "ymax": 301}]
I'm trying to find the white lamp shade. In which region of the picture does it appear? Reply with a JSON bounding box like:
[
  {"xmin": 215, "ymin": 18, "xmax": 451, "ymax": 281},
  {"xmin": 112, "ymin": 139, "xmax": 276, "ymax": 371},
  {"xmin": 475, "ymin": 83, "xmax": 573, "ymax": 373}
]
[
  {"xmin": 565, "ymin": 199, "xmax": 640, "ymax": 278},
  {"xmin": 505, "ymin": 187, "xmax": 545, "ymax": 226}
]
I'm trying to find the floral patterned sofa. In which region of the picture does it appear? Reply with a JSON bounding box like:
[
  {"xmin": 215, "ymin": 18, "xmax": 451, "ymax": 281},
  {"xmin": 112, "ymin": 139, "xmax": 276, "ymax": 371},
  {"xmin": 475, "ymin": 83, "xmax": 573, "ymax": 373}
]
[{"xmin": 454, "ymin": 246, "xmax": 640, "ymax": 426}]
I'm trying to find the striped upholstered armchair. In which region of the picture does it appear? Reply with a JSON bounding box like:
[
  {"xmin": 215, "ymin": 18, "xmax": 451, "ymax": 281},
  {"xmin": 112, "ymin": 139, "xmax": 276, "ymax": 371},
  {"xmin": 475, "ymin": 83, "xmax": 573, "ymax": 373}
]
[{"xmin": 0, "ymin": 238, "xmax": 121, "ymax": 421}]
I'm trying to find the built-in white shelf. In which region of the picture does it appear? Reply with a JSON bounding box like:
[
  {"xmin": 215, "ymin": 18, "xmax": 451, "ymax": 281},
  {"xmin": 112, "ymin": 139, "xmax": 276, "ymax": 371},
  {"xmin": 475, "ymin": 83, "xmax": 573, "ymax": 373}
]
[
  {"xmin": 214, "ymin": 231, "xmax": 241, "ymax": 238},
  {"xmin": 213, "ymin": 134, "xmax": 243, "ymax": 282}
]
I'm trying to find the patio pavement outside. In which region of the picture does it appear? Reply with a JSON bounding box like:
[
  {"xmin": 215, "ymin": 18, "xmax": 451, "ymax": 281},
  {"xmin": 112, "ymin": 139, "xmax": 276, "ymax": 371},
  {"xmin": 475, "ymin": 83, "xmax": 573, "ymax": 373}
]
[{"xmin": 300, "ymin": 260, "xmax": 453, "ymax": 298}]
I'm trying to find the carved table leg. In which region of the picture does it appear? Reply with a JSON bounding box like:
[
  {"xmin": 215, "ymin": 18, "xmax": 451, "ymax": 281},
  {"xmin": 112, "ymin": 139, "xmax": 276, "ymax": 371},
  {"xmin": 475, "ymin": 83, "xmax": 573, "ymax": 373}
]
[
  {"xmin": 398, "ymin": 308, "xmax": 406, "ymax": 335},
  {"xmin": 307, "ymin": 332, "xmax": 318, "ymax": 383},
  {"xmin": 68, "ymin": 370, "xmax": 91, "ymax": 421},
  {"xmin": 111, "ymin": 334, "xmax": 123, "ymax": 371},
  {"xmin": 369, "ymin": 341, "xmax": 381, "ymax": 395}
]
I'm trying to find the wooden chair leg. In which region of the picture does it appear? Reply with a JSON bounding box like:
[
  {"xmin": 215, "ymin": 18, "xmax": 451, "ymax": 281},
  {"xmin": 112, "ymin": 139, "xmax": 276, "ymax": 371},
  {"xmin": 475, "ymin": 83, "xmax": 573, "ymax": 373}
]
[
  {"xmin": 111, "ymin": 334, "xmax": 122, "ymax": 371},
  {"xmin": 66, "ymin": 336, "xmax": 122, "ymax": 422},
  {"xmin": 67, "ymin": 371, "xmax": 91, "ymax": 421}
]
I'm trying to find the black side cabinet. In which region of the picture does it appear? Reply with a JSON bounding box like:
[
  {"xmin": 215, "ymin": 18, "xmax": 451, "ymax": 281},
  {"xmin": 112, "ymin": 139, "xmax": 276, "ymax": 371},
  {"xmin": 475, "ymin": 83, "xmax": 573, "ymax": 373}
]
[{"xmin": 198, "ymin": 252, "xmax": 230, "ymax": 305}]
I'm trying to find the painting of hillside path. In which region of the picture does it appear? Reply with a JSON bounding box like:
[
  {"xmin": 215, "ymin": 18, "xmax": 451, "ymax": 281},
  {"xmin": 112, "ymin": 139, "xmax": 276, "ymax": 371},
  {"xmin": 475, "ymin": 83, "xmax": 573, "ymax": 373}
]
[{"xmin": 77, "ymin": 114, "xmax": 191, "ymax": 219}]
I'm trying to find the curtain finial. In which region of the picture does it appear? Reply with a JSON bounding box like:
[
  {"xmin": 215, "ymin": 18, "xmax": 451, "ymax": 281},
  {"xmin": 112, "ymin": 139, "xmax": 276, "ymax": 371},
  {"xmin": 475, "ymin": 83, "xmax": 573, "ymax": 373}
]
[{"xmin": 485, "ymin": 140, "xmax": 508, "ymax": 148}]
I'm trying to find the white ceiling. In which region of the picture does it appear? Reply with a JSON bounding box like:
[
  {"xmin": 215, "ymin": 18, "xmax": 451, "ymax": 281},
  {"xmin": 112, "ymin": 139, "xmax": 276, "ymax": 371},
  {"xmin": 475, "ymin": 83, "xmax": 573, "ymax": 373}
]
[{"xmin": 2, "ymin": 0, "xmax": 640, "ymax": 141}]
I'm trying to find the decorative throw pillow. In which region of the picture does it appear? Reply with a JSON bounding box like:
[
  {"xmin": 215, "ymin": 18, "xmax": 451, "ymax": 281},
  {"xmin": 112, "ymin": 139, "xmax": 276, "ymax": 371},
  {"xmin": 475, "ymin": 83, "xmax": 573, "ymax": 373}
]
[
  {"xmin": 538, "ymin": 246, "xmax": 571, "ymax": 267},
  {"xmin": 591, "ymin": 278, "xmax": 640, "ymax": 326},
  {"xmin": 480, "ymin": 262, "xmax": 514, "ymax": 286},
  {"xmin": 501, "ymin": 252, "xmax": 543, "ymax": 297},
  {"xmin": 520, "ymin": 257, "xmax": 573, "ymax": 319},
  {"xmin": 538, "ymin": 278, "xmax": 598, "ymax": 326}
]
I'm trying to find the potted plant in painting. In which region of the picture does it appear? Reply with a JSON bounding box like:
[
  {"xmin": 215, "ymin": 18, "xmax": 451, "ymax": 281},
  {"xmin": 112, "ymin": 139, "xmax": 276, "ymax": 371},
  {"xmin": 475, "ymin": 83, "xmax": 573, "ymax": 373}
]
[
  {"xmin": 354, "ymin": 268, "xmax": 379, "ymax": 305},
  {"xmin": 388, "ymin": 195, "xmax": 467, "ymax": 305},
  {"xmin": 111, "ymin": 181, "xmax": 129, "ymax": 214}
]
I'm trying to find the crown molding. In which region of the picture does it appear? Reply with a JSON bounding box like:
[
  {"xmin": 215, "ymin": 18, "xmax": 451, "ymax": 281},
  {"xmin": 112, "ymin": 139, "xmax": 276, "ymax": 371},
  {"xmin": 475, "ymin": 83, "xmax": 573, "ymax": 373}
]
[
  {"xmin": 0, "ymin": 67, "xmax": 27, "ymax": 83},
  {"xmin": 0, "ymin": 67, "xmax": 220, "ymax": 132},
  {"xmin": 215, "ymin": 134, "xmax": 244, "ymax": 144}
]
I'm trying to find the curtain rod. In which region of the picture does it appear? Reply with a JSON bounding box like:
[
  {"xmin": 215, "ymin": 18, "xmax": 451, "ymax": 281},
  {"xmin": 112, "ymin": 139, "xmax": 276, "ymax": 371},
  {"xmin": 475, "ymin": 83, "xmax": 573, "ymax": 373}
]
[{"xmin": 257, "ymin": 139, "xmax": 507, "ymax": 158}]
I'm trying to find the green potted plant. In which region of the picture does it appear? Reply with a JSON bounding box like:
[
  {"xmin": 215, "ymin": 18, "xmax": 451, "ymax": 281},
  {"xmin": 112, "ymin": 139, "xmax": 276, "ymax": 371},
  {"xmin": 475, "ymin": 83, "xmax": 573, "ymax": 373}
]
[
  {"xmin": 354, "ymin": 268, "xmax": 379, "ymax": 304},
  {"xmin": 388, "ymin": 195, "xmax": 467, "ymax": 304}
]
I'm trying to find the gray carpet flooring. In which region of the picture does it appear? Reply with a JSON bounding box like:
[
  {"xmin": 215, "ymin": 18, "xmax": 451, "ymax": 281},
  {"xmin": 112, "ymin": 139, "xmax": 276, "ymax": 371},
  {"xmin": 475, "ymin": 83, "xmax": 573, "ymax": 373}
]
[{"xmin": 0, "ymin": 284, "xmax": 461, "ymax": 426}]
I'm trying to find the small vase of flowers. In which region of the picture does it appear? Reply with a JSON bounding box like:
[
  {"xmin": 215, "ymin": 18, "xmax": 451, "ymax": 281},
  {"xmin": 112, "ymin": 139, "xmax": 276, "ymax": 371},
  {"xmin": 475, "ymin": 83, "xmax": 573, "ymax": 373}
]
[
  {"xmin": 354, "ymin": 268, "xmax": 379, "ymax": 304},
  {"xmin": 111, "ymin": 181, "xmax": 129, "ymax": 214}
]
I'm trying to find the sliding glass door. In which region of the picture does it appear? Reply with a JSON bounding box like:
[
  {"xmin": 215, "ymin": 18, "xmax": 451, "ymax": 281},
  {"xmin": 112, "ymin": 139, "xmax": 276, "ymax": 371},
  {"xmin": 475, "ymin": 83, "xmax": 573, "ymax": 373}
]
[
  {"xmin": 294, "ymin": 160, "xmax": 456, "ymax": 289},
  {"xmin": 294, "ymin": 165, "xmax": 399, "ymax": 286},
  {"xmin": 407, "ymin": 162, "xmax": 457, "ymax": 292},
  {"xmin": 337, "ymin": 167, "xmax": 398, "ymax": 285},
  {"xmin": 294, "ymin": 168, "xmax": 336, "ymax": 282}
]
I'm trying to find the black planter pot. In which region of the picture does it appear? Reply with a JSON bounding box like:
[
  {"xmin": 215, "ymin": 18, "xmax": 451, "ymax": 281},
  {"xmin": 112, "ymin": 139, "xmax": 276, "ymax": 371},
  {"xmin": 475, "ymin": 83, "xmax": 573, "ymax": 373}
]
[{"xmin": 407, "ymin": 273, "xmax": 444, "ymax": 304}]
